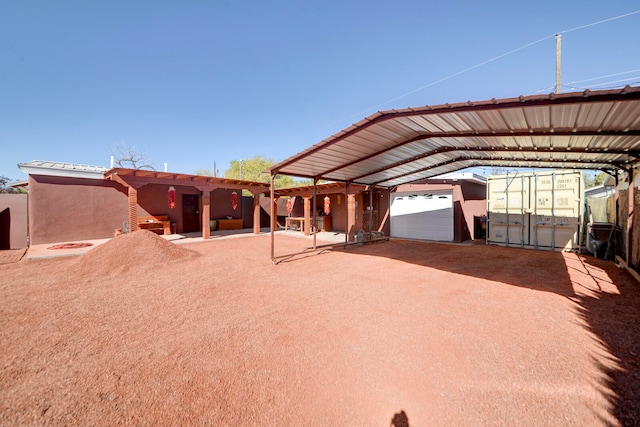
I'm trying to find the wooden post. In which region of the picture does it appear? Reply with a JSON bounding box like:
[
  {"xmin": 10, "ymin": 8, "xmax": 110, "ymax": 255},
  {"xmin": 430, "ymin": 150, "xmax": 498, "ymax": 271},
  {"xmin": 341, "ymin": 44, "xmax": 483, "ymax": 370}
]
[
  {"xmin": 253, "ymin": 193, "xmax": 261, "ymax": 234},
  {"xmin": 303, "ymin": 197, "xmax": 311, "ymax": 236},
  {"xmin": 271, "ymin": 196, "xmax": 278, "ymax": 231},
  {"xmin": 313, "ymin": 179, "xmax": 317, "ymax": 249},
  {"xmin": 347, "ymin": 193, "xmax": 357, "ymax": 241},
  {"xmin": 344, "ymin": 183, "xmax": 349, "ymax": 245},
  {"xmin": 128, "ymin": 186, "xmax": 138, "ymax": 233},
  {"xmin": 202, "ymin": 191, "xmax": 210, "ymax": 240}
]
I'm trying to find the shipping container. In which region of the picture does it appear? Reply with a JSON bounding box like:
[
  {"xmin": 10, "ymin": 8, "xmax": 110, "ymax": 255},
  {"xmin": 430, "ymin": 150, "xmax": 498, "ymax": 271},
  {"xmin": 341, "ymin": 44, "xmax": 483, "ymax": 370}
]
[{"xmin": 486, "ymin": 170, "xmax": 584, "ymax": 251}]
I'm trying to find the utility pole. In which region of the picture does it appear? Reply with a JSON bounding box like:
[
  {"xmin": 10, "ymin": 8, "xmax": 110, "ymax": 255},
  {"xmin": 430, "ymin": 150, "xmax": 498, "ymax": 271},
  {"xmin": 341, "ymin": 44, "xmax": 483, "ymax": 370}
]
[{"xmin": 555, "ymin": 33, "xmax": 562, "ymax": 93}]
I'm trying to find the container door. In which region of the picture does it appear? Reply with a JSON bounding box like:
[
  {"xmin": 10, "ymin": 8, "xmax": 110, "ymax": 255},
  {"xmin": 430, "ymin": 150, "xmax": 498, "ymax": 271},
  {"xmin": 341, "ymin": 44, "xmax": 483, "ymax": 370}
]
[
  {"xmin": 531, "ymin": 171, "xmax": 583, "ymax": 251},
  {"xmin": 487, "ymin": 174, "xmax": 530, "ymax": 247}
]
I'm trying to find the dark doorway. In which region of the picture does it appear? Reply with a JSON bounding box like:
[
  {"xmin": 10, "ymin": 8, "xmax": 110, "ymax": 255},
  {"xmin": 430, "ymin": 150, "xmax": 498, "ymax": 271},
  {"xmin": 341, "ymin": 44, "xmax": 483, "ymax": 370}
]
[
  {"xmin": 0, "ymin": 208, "xmax": 10, "ymax": 249},
  {"xmin": 182, "ymin": 194, "xmax": 200, "ymax": 233}
]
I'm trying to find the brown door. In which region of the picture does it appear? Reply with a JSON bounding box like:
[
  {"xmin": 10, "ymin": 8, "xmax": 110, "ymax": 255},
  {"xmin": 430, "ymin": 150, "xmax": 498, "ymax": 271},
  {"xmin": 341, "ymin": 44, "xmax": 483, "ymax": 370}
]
[{"xmin": 182, "ymin": 194, "xmax": 200, "ymax": 232}]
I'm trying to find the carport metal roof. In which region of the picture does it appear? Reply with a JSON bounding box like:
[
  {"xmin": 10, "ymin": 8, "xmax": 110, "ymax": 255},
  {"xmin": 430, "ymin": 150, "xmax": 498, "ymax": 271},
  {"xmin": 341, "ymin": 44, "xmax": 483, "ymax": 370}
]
[{"xmin": 268, "ymin": 86, "xmax": 640, "ymax": 188}]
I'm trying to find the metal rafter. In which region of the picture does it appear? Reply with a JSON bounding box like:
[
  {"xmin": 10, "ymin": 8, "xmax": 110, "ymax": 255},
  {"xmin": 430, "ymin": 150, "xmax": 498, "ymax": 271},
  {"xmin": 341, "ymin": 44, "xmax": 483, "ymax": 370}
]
[
  {"xmin": 370, "ymin": 156, "xmax": 627, "ymax": 186},
  {"xmin": 268, "ymin": 87, "xmax": 640, "ymax": 191}
]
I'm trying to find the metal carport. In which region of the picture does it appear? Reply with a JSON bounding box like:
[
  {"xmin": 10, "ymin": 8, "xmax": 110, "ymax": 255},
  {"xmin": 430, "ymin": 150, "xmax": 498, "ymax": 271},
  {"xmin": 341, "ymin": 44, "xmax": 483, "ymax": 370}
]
[{"xmin": 267, "ymin": 86, "xmax": 640, "ymax": 270}]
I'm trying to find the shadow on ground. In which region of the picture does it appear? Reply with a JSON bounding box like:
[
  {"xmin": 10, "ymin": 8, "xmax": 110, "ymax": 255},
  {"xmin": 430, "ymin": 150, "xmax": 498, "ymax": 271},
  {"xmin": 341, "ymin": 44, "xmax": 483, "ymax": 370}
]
[
  {"xmin": 569, "ymin": 255, "xmax": 640, "ymax": 425},
  {"xmin": 333, "ymin": 239, "xmax": 640, "ymax": 425},
  {"xmin": 335, "ymin": 239, "xmax": 576, "ymax": 295}
]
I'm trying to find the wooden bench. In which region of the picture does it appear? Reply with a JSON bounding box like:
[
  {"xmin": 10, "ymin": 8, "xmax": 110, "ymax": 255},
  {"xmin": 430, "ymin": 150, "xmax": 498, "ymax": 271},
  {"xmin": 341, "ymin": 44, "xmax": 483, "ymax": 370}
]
[
  {"xmin": 138, "ymin": 215, "xmax": 172, "ymax": 235},
  {"xmin": 217, "ymin": 219, "xmax": 243, "ymax": 230}
]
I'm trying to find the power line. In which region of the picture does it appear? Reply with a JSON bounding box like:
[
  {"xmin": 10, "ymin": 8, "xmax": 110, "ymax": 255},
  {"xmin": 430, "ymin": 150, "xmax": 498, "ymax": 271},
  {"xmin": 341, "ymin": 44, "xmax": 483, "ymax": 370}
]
[
  {"xmin": 530, "ymin": 68, "xmax": 640, "ymax": 94},
  {"xmin": 559, "ymin": 9, "xmax": 640, "ymax": 34},
  {"xmin": 565, "ymin": 68, "xmax": 640, "ymax": 85},
  {"xmin": 563, "ymin": 77, "xmax": 640, "ymax": 91},
  {"xmin": 324, "ymin": 8, "xmax": 640, "ymax": 130}
]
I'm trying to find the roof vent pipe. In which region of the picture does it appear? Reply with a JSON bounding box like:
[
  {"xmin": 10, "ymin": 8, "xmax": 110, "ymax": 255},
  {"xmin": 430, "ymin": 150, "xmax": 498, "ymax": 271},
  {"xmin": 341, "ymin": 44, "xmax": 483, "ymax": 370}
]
[
  {"xmin": 164, "ymin": 162, "xmax": 168, "ymax": 172},
  {"xmin": 110, "ymin": 155, "xmax": 114, "ymax": 168}
]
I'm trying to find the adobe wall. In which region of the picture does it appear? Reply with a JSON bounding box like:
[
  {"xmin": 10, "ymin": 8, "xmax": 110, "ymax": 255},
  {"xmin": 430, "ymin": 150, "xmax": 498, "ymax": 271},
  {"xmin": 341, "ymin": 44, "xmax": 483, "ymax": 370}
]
[
  {"xmin": 616, "ymin": 169, "xmax": 640, "ymax": 271},
  {"xmin": 0, "ymin": 193, "xmax": 28, "ymax": 249},
  {"xmin": 28, "ymin": 175, "xmax": 128, "ymax": 245},
  {"xmin": 459, "ymin": 181, "xmax": 488, "ymax": 240},
  {"xmin": 137, "ymin": 184, "xmax": 197, "ymax": 233},
  {"xmin": 28, "ymin": 176, "xmax": 265, "ymax": 243},
  {"xmin": 349, "ymin": 189, "xmax": 391, "ymax": 237},
  {"xmin": 242, "ymin": 195, "xmax": 271, "ymax": 229},
  {"xmin": 210, "ymin": 188, "xmax": 242, "ymax": 221},
  {"xmin": 137, "ymin": 185, "xmax": 242, "ymax": 233},
  {"xmin": 284, "ymin": 189, "xmax": 391, "ymax": 238}
]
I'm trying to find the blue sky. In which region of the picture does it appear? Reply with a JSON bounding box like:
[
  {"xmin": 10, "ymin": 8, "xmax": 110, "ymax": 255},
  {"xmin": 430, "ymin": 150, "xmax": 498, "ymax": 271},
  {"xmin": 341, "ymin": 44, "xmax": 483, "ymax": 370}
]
[{"xmin": 1, "ymin": 1, "xmax": 639, "ymax": 180}]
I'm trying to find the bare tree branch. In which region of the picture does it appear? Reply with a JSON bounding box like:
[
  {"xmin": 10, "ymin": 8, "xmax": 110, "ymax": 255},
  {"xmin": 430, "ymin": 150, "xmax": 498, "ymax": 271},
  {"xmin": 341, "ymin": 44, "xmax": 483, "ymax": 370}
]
[{"xmin": 111, "ymin": 144, "xmax": 155, "ymax": 170}]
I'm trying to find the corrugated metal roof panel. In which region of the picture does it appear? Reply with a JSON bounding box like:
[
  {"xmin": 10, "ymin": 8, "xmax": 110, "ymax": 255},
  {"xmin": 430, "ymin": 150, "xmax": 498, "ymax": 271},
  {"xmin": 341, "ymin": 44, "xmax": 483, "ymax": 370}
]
[
  {"xmin": 18, "ymin": 160, "xmax": 109, "ymax": 179},
  {"xmin": 270, "ymin": 87, "xmax": 640, "ymax": 187}
]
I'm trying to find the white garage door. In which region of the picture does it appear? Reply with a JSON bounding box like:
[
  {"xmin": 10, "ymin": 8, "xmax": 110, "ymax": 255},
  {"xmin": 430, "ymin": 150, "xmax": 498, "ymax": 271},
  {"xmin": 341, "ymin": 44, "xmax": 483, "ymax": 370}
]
[{"xmin": 390, "ymin": 191, "xmax": 454, "ymax": 241}]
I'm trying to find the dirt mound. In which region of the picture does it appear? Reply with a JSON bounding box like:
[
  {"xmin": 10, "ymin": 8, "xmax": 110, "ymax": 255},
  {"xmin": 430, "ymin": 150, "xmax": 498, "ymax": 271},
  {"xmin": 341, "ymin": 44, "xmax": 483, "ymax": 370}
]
[{"xmin": 74, "ymin": 230, "xmax": 199, "ymax": 276}]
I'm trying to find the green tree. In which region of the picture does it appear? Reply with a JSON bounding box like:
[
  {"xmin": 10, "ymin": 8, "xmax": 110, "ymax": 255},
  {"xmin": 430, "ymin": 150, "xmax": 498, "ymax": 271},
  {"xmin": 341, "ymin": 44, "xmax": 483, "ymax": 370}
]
[
  {"xmin": 593, "ymin": 171, "xmax": 608, "ymax": 187},
  {"xmin": 195, "ymin": 168, "xmax": 215, "ymax": 177},
  {"xmin": 292, "ymin": 178, "xmax": 327, "ymax": 187},
  {"xmin": 195, "ymin": 162, "xmax": 220, "ymax": 177},
  {"xmin": 0, "ymin": 175, "xmax": 25, "ymax": 194},
  {"xmin": 584, "ymin": 170, "xmax": 609, "ymax": 188},
  {"xmin": 224, "ymin": 156, "xmax": 295, "ymax": 189}
]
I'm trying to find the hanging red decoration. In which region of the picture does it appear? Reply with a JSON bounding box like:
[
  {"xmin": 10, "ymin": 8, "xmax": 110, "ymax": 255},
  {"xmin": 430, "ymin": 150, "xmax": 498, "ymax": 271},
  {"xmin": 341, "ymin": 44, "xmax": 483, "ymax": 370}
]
[
  {"xmin": 286, "ymin": 197, "xmax": 293, "ymax": 215},
  {"xmin": 323, "ymin": 195, "xmax": 331, "ymax": 215},
  {"xmin": 231, "ymin": 191, "xmax": 238, "ymax": 211},
  {"xmin": 168, "ymin": 186, "xmax": 176, "ymax": 209}
]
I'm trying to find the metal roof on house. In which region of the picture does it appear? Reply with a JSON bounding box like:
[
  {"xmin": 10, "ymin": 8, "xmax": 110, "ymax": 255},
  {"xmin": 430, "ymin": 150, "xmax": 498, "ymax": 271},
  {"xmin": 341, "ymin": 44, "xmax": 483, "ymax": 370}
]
[
  {"xmin": 427, "ymin": 171, "xmax": 487, "ymax": 184},
  {"xmin": 268, "ymin": 86, "xmax": 640, "ymax": 188},
  {"xmin": 18, "ymin": 160, "xmax": 108, "ymax": 179}
]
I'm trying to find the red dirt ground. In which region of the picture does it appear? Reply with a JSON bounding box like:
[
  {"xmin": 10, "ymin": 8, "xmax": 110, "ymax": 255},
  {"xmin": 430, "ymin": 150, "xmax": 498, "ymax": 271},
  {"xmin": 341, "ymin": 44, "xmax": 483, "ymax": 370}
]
[{"xmin": 1, "ymin": 231, "xmax": 639, "ymax": 426}]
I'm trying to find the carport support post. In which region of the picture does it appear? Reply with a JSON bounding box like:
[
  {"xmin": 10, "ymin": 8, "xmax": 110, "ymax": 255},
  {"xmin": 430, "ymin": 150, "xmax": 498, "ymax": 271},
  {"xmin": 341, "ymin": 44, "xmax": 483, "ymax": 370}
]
[
  {"xmin": 270, "ymin": 174, "xmax": 276, "ymax": 261},
  {"xmin": 128, "ymin": 186, "xmax": 138, "ymax": 233},
  {"xmin": 202, "ymin": 191, "xmax": 210, "ymax": 240},
  {"xmin": 312, "ymin": 178, "xmax": 317, "ymax": 249},
  {"xmin": 615, "ymin": 173, "xmax": 620, "ymax": 226},
  {"xmin": 627, "ymin": 167, "xmax": 635, "ymax": 268}
]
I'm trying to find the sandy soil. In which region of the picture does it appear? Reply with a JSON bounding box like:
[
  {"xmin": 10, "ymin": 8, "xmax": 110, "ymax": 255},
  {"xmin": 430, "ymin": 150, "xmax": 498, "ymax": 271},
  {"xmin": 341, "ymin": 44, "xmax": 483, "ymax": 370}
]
[{"xmin": 1, "ymin": 231, "xmax": 639, "ymax": 426}]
